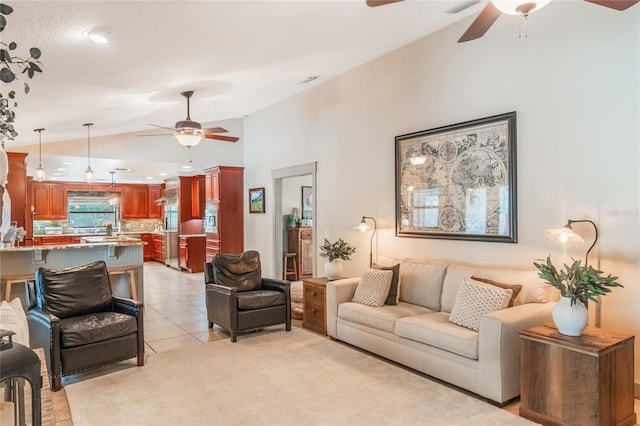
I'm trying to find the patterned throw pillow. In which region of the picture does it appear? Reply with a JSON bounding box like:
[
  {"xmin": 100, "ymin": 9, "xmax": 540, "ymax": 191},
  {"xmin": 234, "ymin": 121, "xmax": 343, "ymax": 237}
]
[
  {"xmin": 0, "ymin": 298, "xmax": 29, "ymax": 346},
  {"xmin": 352, "ymin": 269, "xmax": 394, "ymax": 307},
  {"xmin": 449, "ymin": 279, "xmax": 512, "ymax": 331},
  {"xmin": 372, "ymin": 263, "xmax": 401, "ymax": 305},
  {"xmin": 470, "ymin": 276, "xmax": 522, "ymax": 307}
]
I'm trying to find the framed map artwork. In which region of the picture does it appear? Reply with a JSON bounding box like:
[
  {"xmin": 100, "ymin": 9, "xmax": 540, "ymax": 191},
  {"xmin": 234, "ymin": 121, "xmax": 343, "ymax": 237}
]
[{"xmin": 395, "ymin": 112, "xmax": 517, "ymax": 243}]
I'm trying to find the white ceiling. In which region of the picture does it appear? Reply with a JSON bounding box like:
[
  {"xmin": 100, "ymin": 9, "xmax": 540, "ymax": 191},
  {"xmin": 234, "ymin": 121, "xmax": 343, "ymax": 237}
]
[{"xmin": 3, "ymin": 0, "xmax": 486, "ymax": 183}]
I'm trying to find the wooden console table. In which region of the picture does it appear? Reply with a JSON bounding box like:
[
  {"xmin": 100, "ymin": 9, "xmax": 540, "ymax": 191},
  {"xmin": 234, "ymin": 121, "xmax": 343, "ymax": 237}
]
[{"xmin": 519, "ymin": 324, "xmax": 635, "ymax": 426}]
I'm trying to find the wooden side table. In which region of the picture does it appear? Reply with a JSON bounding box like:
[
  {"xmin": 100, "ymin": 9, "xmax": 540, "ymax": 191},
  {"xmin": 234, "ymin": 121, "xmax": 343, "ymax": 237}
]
[
  {"xmin": 519, "ymin": 324, "xmax": 635, "ymax": 426},
  {"xmin": 302, "ymin": 277, "xmax": 328, "ymax": 335}
]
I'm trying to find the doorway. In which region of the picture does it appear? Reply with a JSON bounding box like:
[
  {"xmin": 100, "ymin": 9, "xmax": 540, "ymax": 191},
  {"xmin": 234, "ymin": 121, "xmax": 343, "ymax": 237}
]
[{"xmin": 271, "ymin": 162, "xmax": 317, "ymax": 279}]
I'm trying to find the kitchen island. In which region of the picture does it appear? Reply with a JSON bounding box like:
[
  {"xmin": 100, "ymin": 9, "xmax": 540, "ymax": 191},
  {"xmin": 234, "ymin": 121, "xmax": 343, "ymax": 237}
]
[{"xmin": 0, "ymin": 240, "xmax": 145, "ymax": 305}]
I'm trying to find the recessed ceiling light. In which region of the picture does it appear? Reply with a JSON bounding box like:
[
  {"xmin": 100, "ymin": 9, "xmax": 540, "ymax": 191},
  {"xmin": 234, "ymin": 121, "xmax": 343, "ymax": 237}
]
[
  {"xmin": 146, "ymin": 176, "xmax": 153, "ymax": 180},
  {"xmin": 56, "ymin": 168, "xmax": 66, "ymax": 171},
  {"xmin": 159, "ymin": 172, "xmax": 167, "ymax": 176},
  {"xmin": 182, "ymin": 165, "xmax": 192, "ymax": 170},
  {"xmin": 87, "ymin": 27, "xmax": 113, "ymax": 44},
  {"xmin": 53, "ymin": 172, "xmax": 61, "ymax": 176},
  {"xmin": 62, "ymin": 161, "xmax": 73, "ymax": 165}
]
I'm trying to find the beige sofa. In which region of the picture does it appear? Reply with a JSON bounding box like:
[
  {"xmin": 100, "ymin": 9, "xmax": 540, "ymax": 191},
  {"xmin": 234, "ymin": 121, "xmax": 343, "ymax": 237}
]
[{"xmin": 326, "ymin": 255, "xmax": 559, "ymax": 404}]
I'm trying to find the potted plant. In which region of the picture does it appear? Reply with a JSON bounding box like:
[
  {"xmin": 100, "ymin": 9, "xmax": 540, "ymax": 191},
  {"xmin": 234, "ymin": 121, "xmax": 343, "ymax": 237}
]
[
  {"xmin": 319, "ymin": 238, "xmax": 356, "ymax": 280},
  {"xmin": 533, "ymin": 256, "xmax": 623, "ymax": 336}
]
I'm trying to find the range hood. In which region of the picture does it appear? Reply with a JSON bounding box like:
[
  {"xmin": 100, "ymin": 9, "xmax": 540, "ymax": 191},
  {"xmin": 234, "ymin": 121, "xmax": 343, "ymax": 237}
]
[{"xmin": 154, "ymin": 187, "xmax": 178, "ymax": 204}]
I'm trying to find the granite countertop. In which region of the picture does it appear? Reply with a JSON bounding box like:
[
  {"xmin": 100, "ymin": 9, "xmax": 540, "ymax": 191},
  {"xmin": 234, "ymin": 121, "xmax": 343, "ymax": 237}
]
[
  {"xmin": 34, "ymin": 231, "xmax": 156, "ymax": 237},
  {"xmin": 0, "ymin": 240, "xmax": 145, "ymax": 252}
]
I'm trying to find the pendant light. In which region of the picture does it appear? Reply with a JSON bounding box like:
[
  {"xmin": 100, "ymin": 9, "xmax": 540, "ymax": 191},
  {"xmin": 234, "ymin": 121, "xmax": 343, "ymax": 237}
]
[
  {"xmin": 34, "ymin": 128, "xmax": 46, "ymax": 181},
  {"xmin": 83, "ymin": 123, "xmax": 94, "ymax": 182}
]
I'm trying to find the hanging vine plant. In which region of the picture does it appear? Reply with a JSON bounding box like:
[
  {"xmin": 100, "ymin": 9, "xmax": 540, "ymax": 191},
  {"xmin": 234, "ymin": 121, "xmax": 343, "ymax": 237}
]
[{"xmin": 0, "ymin": 2, "xmax": 43, "ymax": 141}]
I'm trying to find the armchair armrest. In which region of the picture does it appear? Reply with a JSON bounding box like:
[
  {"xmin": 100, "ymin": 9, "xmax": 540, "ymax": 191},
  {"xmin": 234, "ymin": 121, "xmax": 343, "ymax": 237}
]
[
  {"xmin": 113, "ymin": 297, "xmax": 143, "ymax": 315},
  {"xmin": 27, "ymin": 308, "xmax": 61, "ymax": 381},
  {"xmin": 325, "ymin": 277, "xmax": 360, "ymax": 338},
  {"xmin": 478, "ymin": 302, "xmax": 555, "ymax": 403},
  {"xmin": 206, "ymin": 283, "xmax": 238, "ymax": 331}
]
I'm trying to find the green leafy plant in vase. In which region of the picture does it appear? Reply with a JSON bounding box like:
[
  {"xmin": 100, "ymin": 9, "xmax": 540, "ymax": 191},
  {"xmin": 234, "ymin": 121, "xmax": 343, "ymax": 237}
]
[
  {"xmin": 319, "ymin": 238, "xmax": 356, "ymax": 280},
  {"xmin": 533, "ymin": 256, "xmax": 623, "ymax": 336}
]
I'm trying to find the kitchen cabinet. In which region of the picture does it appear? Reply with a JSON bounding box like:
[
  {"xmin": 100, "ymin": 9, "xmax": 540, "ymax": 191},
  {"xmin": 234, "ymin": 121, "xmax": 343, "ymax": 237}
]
[
  {"xmin": 34, "ymin": 235, "xmax": 72, "ymax": 246},
  {"xmin": 121, "ymin": 185, "xmax": 148, "ymax": 219},
  {"xmin": 151, "ymin": 233, "xmax": 164, "ymax": 262},
  {"xmin": 6, "ymin": 152, "xmax": 28, "ymax": 231},
  {"xmin": 191, "ymin": 176, "xmax": 205, "ymax": 219},
  {"xmin": 287, "ymin": 227, "xmax": 313, "ymax": 278},
  {"xmin": 33, "ymin": 182, "xmax": 67, "ymax": 220},
  {"xmin": 140, "ymin": 233, "xmax": 152, "ymax": 261},
  {"xmin": 203, "ymin": 166, "xmax": 244, "ymax": 262},
  {"xmin": 179, "ymin": 235, "xmax": 205, "ymax": 273},
  {"xmin": 147, "ymin": 184, "xmax": 163, "ymax": 219}
]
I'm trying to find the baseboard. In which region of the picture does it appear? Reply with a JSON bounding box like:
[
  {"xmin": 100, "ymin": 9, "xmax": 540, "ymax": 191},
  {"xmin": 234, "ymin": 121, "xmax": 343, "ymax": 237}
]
[{"xmin": 635, "ymin": 382, "xmax": 640, "ymax": 398}]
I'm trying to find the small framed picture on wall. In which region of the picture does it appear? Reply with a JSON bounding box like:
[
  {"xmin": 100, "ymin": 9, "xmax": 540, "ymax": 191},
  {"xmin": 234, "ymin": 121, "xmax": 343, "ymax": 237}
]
[{"xmin": 249, "ymin": 187, "xmax": 265, "ymax": 214}]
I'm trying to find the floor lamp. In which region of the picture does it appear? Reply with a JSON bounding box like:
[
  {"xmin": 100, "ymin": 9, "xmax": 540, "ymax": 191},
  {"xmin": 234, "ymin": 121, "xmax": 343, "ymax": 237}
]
[{"xmin": 355, "ymin": 216, "xmax": 377, "ymax": 267}]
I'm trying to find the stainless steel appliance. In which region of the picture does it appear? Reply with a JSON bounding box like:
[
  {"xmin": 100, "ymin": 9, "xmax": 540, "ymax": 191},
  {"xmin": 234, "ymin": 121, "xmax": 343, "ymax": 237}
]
[{"xmin": 160, "ymin": 186, "xmax": 179, "ymax": 270}]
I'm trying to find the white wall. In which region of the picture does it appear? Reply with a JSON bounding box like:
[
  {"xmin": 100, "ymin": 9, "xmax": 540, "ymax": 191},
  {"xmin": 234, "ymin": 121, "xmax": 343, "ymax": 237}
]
[{"xmin": 243, "ymin": 3, "xmax": 640, "ymax": 378}]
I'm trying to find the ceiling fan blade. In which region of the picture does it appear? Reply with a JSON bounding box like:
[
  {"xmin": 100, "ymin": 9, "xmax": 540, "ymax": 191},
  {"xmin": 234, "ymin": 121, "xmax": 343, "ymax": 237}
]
[
  {"xmin": 583, "ymin": 0, "xmax": 639, "ymax": 10},
  {"xmin": 202, "ymin": 127, "xmax": 228, "ymax": 134},
  {"xmin": 366, "ymin": 0, "xmax": 404, "ymax": 7},
  {"xmin": 147, "ymin": 123, "xmax": 177, "ymax": 132},
  {"xmin": 203, "ymin": 134, "xmax": 239, "ymax": 143},
  {"xmin": 458, "ymin": 2, "xmax": 501, "ymax": 43}
]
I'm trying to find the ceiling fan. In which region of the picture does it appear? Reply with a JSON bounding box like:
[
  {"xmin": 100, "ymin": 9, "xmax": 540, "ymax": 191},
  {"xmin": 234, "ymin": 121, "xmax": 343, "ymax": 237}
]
[
  {"xmin": 144, "ymin": 90, "xmax": 239, "ymax": 147},
  {"xmin": 366, "ymin": 0, "xmax": 639, "ymax": 43}
]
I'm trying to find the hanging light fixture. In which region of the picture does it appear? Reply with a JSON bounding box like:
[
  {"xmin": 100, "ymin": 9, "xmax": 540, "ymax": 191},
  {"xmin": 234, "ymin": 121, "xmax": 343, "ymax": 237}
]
[
  {"xmin": 83, "ymin": 123, "xmax": 94, "ymax": 182},
  {"xmin": 491, "ymin": 0, "xmax": 551, "ymax": 16},
  {"xmin": 34, "ymin": 128, "xmax": 46, "ymax": 181}
]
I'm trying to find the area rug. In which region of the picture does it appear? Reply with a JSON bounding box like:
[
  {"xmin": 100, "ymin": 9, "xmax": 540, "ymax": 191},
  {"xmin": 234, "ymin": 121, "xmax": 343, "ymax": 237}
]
[{"xmin": 64, "ymin": 328, "xmax": 533, "ymax": 426}]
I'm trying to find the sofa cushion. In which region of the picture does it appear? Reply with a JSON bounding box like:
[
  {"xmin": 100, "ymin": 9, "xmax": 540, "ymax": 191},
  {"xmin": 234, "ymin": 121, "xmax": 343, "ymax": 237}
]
[
  {"xmin": 441, "ymin": 264, "xmax": 558, "ymax": 313},
  {"xmin": 237, "ymin": 290, "xmax": 286, "ymax": 310},
  {"xmin": 60, "ymin": 312, "xmax": 137, "ymax": 348},
  {"xmin": 449, "ymin": 279, "xmax": 512, "ymax": 331},
  {"xmin": 338, "ymin": 302, "xmax": 434, "ymax": 333},
  {"xmin": 352, "ymin": 269, "xmax": 393, "ymax": 307},
  {"xmin": 395, "ymin": 312, "xmax": 479, "ymax": 360},
  {"xmin": 0, "ymin": 298, "xmax": 29, "ymax": 346},
  {"xmin": 372, "ymin": 263, "xmax": 401, "ymax": 305},
  {"xmin": 376, "ymin": 256, "xmax": 445, "ymax": 311},
  {"xmin": 36, "ymin": 261, "xmax": 113, "ymax": 319},
  {"xmin": 470, "ymin": 276, "xmax": 521, "ymax": 308}
]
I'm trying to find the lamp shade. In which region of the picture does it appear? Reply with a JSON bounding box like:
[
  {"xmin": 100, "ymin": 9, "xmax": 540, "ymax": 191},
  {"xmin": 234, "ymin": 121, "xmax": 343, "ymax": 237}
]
[
  {"xmin": 355, "ymin": 219, "xmax": 372, "ymax": 232},
  {"xmin": 85, "ymin": 166, "xmax": 94, "ymax": 183},
  {"xmin": 545, "ymin": 225, "xmax": 584, "ymax": 246},
  {"xmin": 491, "ymin": 0, "xmax": 551, "ymax": 15},
  {"xmin": 35, "ymin": 165, "xmax": 45, "ymax": 181}
]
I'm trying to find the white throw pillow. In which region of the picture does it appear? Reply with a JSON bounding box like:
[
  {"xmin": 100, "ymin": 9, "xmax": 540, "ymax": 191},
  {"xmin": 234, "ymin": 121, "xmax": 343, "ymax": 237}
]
[
  {"xmin": 351, "ymin": 269, "xmax": 393, "ymax": 307},
  {"xmin": 0, "ymin": 298, "xmax": 29, "ymax": 346},
  {"xmin": 449, "ymin": 279, "xmax": 512, "ymax": 331}
]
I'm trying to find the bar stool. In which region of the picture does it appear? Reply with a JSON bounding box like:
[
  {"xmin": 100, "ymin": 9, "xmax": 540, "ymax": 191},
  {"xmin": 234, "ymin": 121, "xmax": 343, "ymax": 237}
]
[
  {"xmin": 107, "ymin": 267, "xmax": 137, "ymax": 300},
  {"xmin": 3, "ymin": 274, "xmax": 35, "ymax": 302},
  {"xmin": 282, "ymin": 253, "xmax": 298, "ymax": 281}
]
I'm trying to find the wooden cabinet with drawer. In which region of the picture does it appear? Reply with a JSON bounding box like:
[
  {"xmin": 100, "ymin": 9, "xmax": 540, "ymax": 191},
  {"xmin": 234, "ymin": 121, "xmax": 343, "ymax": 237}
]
[
  {"xmin": 287, "ymin": 227, "xmax": 313, "ymax": 278},
  {"xmin": 151, "ymin": 233, "xmax": 164, "ymax": 262},
  {"xmin": 302, "ymin": 277, "xmax": 328, "ymax": 335}
]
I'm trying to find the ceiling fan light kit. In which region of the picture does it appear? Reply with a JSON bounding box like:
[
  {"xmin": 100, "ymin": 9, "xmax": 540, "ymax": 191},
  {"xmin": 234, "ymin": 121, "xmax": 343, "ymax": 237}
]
[
  {"xmin": 491, "ymin": 0, "xmax": 551, "ymax": 15},
  {"xmin": 87, "ymin": 28, "xmax": 113, "ymax": 44}
]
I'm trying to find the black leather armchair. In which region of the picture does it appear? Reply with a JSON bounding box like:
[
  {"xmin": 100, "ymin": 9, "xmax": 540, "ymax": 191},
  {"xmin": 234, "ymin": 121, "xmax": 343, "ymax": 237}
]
[
  {"xmin": 205, "ymin": 251, "xmax": 291, "ymax": 342},
  {"xmin": 26, "ymin": 261, "xmax": 144, "ymax": 391}
]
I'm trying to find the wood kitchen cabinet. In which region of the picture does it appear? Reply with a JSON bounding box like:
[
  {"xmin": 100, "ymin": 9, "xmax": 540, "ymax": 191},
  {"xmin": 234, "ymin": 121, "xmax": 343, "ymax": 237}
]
[
  {"xmin": 288, "ymin": 227, "xmax": 313, "ymax": 278},
  {"xmin": 121, "ymin": 184, "xmax": 148, "ymax": 218},
  {"xmin": 191, "ymin": 175, "xmax": 205, "ymax": 219},
  {"xmin": 147, "ymin": 184, "xmax": 163, "ymax": 219},
  {"xmin": 140, "ymin": 233, "xmax": 152, "ymax": 261},
  {"xmin": 151, "ymin": 233, "xmax": 164, "ymax": 262},
  {"xmin": 6, "ymin": 152, "xmax": 28, "ymax": 230},
  {"xmin": 33, "ymin": 182, "xmax": 67, "ymax": 220},
  {"xmin": 179, "ymin": 235, "xmax": 205, "ymax": 273},
  {"xmin": 34, "ymin": 235, "xmax": 72, "ymax": 246},
  {"xmin": 203, "ymin": 166, "xmax": 244, "ymax": 262}
]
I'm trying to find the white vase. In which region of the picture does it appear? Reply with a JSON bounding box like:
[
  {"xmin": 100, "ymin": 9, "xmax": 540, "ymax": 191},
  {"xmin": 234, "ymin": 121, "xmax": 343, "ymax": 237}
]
[
  {"xmin": 324, "ymin": 260, "xmax": 342, "ymax": 280},
  {"xmin": 552, "ymin": 296, "xmax": 588, "ymax": 336}
]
